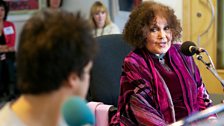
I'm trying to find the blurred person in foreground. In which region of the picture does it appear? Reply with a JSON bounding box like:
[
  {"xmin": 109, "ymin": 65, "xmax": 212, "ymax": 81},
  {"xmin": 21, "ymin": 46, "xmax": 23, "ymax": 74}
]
[
  {"xmin": 110, "ymin": 1, "xmax": 216, "ymax": 125},
  {"xmin": 0, "ymin": 9, "xmax": 97, "ymax": 126},
  {"xmin": 89, "ymin": 1, "xmax": 120, "ymax": 37}
]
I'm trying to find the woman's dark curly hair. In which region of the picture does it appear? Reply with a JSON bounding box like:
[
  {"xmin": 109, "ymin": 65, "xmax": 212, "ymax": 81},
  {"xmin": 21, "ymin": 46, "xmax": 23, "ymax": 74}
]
[
  {"xmin": 0, "ymin": 0, "xmax": 9, "ymax": 20},
  {"xmin": 123, "ymin": 1, "xmax": 182, "ymax": 48}
]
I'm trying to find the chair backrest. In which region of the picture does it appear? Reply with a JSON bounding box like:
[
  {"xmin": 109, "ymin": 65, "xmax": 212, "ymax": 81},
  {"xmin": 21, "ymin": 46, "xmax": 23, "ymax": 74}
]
[
  {"xmin": 87, "ymin": 102, "xmax": 114, "ymax": 126},
  {"xmin": 87, "ymin": 34, "xmax": 132, "ymax": 107}
]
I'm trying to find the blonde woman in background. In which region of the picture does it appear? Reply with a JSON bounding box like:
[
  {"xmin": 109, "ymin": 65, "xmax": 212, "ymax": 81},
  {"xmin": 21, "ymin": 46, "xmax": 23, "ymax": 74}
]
[{"xmin": 89, "ymin": 1, "xmax": 120, "ymax": 37}]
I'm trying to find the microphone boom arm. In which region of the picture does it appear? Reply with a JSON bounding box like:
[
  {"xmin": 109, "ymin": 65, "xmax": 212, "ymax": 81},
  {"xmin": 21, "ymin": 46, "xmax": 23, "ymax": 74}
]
[{"xmin": 196, "ymin": 51, "xmax": 224, "ymax": 89}]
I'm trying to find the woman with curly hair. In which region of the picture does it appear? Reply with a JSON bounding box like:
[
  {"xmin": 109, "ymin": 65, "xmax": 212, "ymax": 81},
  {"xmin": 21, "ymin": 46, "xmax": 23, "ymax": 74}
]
[
  {"xmin": 110, "ymin": 1, "xmax": 215, "ymax": 125},
  {"xmin": 89, "ymin": 1, "xmax": 120, "ymax": 37}
]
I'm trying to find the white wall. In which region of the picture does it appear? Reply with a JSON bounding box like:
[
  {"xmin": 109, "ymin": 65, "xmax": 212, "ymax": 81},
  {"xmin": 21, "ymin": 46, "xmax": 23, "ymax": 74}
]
[
  {"xmin": 113, "ymin": 0, "xmax": 182, "ymax": 32},
  {"xmin": 152, "ymin": 0, "xmax": 183, "ymax": 23}
]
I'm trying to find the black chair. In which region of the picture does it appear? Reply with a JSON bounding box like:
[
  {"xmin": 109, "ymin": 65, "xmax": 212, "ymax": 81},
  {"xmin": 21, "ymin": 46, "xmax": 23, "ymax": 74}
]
[{"xmin": 87, "ymin": 34, "xmax": 132, "ymax": 107}]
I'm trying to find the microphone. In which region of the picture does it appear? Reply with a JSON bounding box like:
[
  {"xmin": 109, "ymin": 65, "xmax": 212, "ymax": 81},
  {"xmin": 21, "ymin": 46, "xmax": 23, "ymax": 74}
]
[
  {"xmin": 169, "ymin": 103, "xmax": 224, "ymax": 126},
  {"xmin": 180, "ymin": 41, "xmax": 205, "ymax": 56},
  {"xmin": 62, "ymin": 96, "xmax": 95, "ymax": 126}
]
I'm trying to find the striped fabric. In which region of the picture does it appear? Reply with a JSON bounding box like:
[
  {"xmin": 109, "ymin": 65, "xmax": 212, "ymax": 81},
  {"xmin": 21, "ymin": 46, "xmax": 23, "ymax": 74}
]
[{"xmin": 110, "ymin": 44, "xmax": 214, "ymax": 125}]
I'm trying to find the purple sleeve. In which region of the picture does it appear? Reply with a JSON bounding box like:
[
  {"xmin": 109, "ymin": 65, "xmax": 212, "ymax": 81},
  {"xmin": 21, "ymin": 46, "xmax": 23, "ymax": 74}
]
[
  {"xmin": 190, "ymin": 57, "xmax": 213, "ymax": 110},
  {"xmin": 193, "ymin": 61, "xmax": 217, "ymax": 119},
  {"xmin": 174, "ymin": 44, "xmax": 213, "ymax": 110},
  {"xmin": 129, "ymin": 94, "xmax": 167, "ymax": 126},
  {"xmin": 119, "ymin": 56, "xmax": 168, "ymax": 125}
]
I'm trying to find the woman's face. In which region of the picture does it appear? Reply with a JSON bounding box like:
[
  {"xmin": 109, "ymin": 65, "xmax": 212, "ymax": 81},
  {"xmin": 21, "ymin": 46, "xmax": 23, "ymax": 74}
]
[
  {"xmin": 0, "ymin": 6, "xmax": 5, "ymax": 21},
  {"xmin": 49, "ymin": 0, "xmax": 61, "ymax": 9},
  {"xmin": 145, "ymin": 16, "xmax": 172, "ymax": 54},
  {"xmin": 93, "ymin": 10, "xmax": 106, "ymax": 28}
]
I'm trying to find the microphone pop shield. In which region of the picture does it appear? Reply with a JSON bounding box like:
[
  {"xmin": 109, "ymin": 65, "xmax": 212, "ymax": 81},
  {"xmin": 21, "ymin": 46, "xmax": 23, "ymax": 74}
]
[
  {"xmin": 62, "ymin": 96, "xmax": 95, "ymax": 126},
  {"xmin": 181, "ymin": 41, "xmax": 197, "ymax": 56}
]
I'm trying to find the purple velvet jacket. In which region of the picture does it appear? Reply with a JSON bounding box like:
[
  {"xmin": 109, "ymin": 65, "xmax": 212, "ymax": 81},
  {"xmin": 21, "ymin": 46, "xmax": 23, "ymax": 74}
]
[{"xmin": 110, "ymin": 44, "xmax": 213, "ymax": 126}]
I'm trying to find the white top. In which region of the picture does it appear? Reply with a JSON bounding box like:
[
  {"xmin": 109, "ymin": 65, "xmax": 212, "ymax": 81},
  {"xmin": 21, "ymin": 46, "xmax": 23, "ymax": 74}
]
[
  {"xmin": 0, "ymin": 103, "xmax": 68, "ymax": 126},
  {"xmin": 93, "ymin": 23, "xmax": 120, "ymax": 37}
]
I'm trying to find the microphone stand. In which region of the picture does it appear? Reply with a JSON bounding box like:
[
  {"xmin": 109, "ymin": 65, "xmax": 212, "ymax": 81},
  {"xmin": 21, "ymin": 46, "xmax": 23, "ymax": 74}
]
[
  {"xmin": 169, "ymin": 103, "xmax": 224, "ymax": 126},
  {"xmin": 169, "ymin": 49, "xmax": 224, "ymax": 126},
  {"xmin": 196, "ymin": 50, "xmax": 224, "ymax": 89}
]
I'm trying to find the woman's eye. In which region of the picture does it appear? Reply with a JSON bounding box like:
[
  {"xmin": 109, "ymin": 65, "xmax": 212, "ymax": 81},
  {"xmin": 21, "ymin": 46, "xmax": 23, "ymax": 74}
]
[
  {"xmin": 150, "ymin": 28, "xmax": 158, "ymax": 32},
  {"xmin": 164, "ymin": 26, "xmax": 170, "ymax": 30},
  {"xmin": 94, "ymin": 13, "xmax": 100, "ymax": 16}
]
